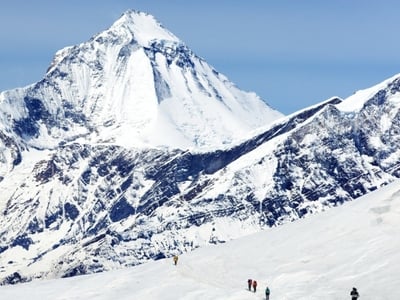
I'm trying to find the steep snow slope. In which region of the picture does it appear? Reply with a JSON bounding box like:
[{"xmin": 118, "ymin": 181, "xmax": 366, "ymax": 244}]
[{"xmin": 1, "ymin": 180, "xmax": 399, "ymax": 300}]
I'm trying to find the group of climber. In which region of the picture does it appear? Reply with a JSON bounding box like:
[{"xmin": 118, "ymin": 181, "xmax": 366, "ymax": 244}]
[
  {"xmin": 173, "ymin": 255, "xmax": 358, "ymax": 299},
  {"xmin": 246, "ymin": 279, "xmax": 359, "ymax": 299},
  {"xmin": 247, "ymin": 279, "xmax": 270, "ymax": 299}
]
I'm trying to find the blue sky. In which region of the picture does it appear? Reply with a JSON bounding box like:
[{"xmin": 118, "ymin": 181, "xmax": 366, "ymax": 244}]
[{"xmin": 1, "ymin": 0, "xmax": 400, "ymax": 114}]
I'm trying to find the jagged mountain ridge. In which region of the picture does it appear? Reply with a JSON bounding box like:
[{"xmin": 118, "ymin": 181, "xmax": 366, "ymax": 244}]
[{"xmin": 1, "ymin": 10, "xmax": 400, "ymax": 285}]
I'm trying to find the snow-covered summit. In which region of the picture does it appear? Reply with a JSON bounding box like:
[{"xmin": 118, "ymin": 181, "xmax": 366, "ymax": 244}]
[
  {"xmin": 107, "ymin": 9, "xmax": 180, "ymax": 47},
  {"xmin": 2, "ymin": 9, "xmax": 283, "ymax": 151},
  {"xmin": 47, "ymin": 10, "xmax": 179, "ymax": 73}
]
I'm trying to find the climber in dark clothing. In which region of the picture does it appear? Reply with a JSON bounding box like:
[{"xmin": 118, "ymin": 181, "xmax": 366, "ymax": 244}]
[
  {"xmin": 252, "ymin": 280, "xmax": 257, "ymax": 293},
  {"xmin": 265, "ymin": 286, "xmax": 270, "ymax": 300},
  {"xmin": 350, "ymin": 287, "xmax": 359, "ymax": 300},
  {"xmin": 247, "ymin": 279, "xmax": 252, "ymax": 291}
]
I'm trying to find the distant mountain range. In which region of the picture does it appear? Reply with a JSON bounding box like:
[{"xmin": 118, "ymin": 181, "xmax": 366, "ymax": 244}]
[{"xmin": 0, "ymin": 9, "xmax": 399, "ymax": 284}]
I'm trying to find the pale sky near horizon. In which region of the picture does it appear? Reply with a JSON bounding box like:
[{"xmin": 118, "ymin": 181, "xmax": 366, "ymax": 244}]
[{"xmin": 1, "ymin": 0, "xmax": 400, "ymax": 114}]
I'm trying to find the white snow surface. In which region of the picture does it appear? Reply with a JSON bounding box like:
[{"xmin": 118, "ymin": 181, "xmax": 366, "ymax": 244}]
[{"xmin": 1, "ymin": 180, "xmax": 399, "ymax": 300}]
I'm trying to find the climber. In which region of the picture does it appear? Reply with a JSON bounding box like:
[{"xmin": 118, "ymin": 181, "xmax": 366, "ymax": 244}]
[
  {"xmin": 173, "ymin": 255, "xmax": 179, "ymax": 266},
  {"xmin": 252, "ymin": 279, "xmax": 257, "ymax": 292}
]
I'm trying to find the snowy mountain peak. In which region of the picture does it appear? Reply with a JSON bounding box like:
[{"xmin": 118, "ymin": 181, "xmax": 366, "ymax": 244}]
[
  {"xmin": 107, "ymin": 10, "xmax": 180, "ymax": 47},
  {"xmin": 6, "ymin": 9, "xmax": 283, "ymax": 150}
]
